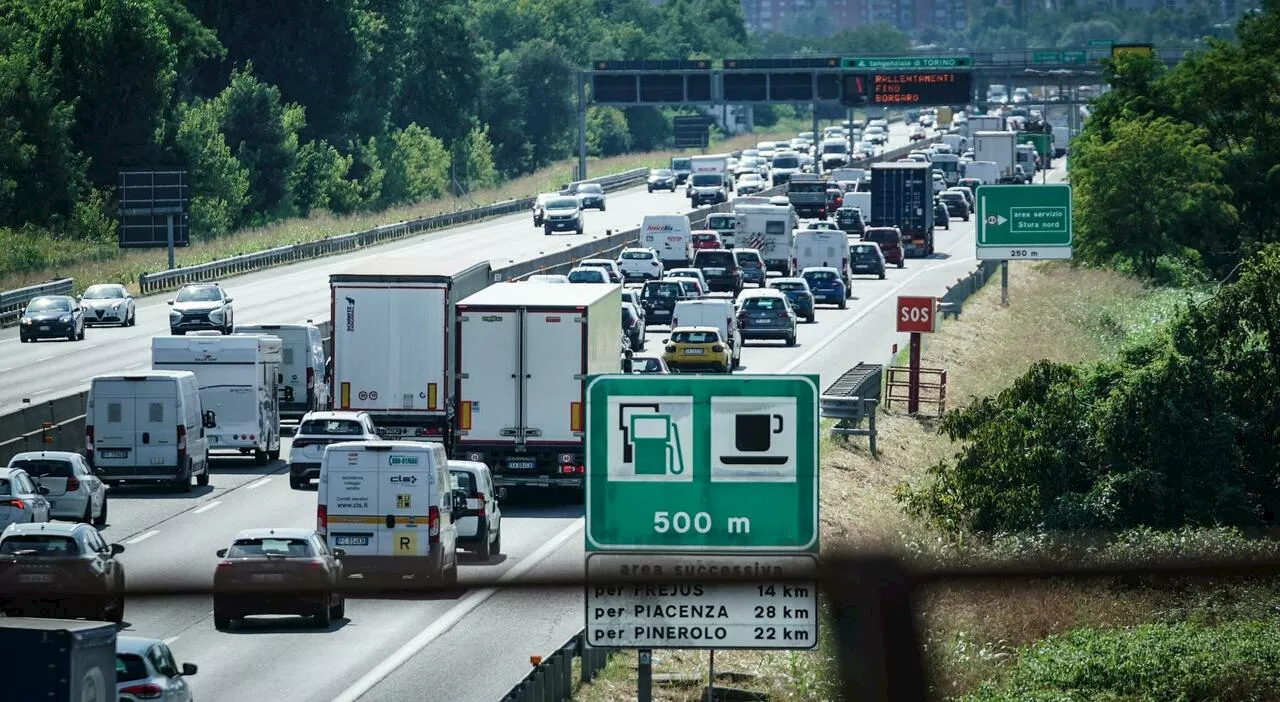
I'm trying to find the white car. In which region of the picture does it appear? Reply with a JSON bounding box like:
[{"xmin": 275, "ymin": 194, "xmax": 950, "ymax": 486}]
[
  {"xmin": 116, "ymin": 636, "xmax": 197, "ymax": 702},
  {"xmin": 526, "ymin": 274, "xmax": 571, "ymax": 284},
  {"xmin": 616, "ymin": 248, "xmax": 663, "ymax": 282},
  {"xmin": 736, "ymin": 173, "xmax": 766, "ymax": 194},
  {"xmin": 7, "ymin": 451, "xmax": 107, "ymax": 525},
  {"xmin": 578, "ymin": 258, "xmax": 624, "ymax": 283},
  {"xmin": 804, "ymin": 221, "xmax": 840, "ymax": 231},
  {"xmin": 288, "ymin": 411, "xmax": 381, "ymax": 489},
  {"xmin": 448, "ymin": 460, "xmax": 502, "ymax": 559},
  {"xmin": 80, "ymin": 283, "xmax": 136, "ymax": 327},
  {"xmin": 567, "ymin": 267, "xmax": 610, "ymax": 283},
  {"xmin": 664, "ymin": 268, "xmax": 709, "ymax": 293},
  {"xmin": 0, "ymin": 467, "xmax": 51, "ymax": 530}
]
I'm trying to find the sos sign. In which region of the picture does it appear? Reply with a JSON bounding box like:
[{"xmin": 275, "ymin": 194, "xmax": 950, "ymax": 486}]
[{"xmin": 897, "ymin": 296, "xmax": 937, "ymax": 333}]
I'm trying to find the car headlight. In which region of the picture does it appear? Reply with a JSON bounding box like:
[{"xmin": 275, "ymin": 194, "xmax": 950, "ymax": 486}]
[
  {"xmin": 208, "ymin": 309, "xmax": 224, "ymax": 322},
  {"xmin": 59, "ymin": 314, "xmax": 71, "ymax": 323},
  {"xmin": 111, "ymin": 302, "xmax": 121, "ymax": 310},
  {"xmin": 20, "ymin": 317, "xmax": 31, "ymax": 325},
  {"xmin": 170, "ymin": 309, "xmax": 181, "ymax": 319}
]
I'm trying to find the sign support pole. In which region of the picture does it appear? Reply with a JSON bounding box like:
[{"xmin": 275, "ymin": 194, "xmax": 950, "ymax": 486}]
[
  {"xmin": 166, "ymin": 213, "xmax": 176, "ymax": 270},
  {"xmin": 638, "ymin": 649, "xmax": 653, "ymax": 702},
  {"xmin": 1001, "ymin": 260, "xmax": 1009, "ymax": 307},
  {"xmin": 907, "ymin": 331, "xmax": 921, "ymax": 414},
  {"xmin": 577, "ymin": 71, "xmax": 588, "ymax": 181},
  {"xmin": 811, "ymin": 103, "xmax": 821, "ymax": 175},
  {"xmin": 706, "ymin": 649, "xmax": 716, "ymax": 701}
]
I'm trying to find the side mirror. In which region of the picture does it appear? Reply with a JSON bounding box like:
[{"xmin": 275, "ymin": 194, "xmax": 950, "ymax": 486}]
[
  {"xmin": 166, "ymin": 299, "xmax": 174, "ymax": 305},
  {"xmin": 203, "ymin": 410, "xmax": 217, "ymax": 428},
  {"xmin": 333, "ymin": 548, "xmax": 346, "ymax": 558},
  {"xmin": 110, "ymin": 543, "xmax": 125, "ymax": 555},
  {"xmin": 37, "ymin": 485, "xmax": 50, "ymax": 495},
  {"xmin": 216, "ymin": 548, "xmax": 227, "ymax": 558},
  {"xmin": 181, "ymin": 663, "xmax": 198, "ymax": 676},
  {"xmin": 224, "ymin": 297, "xmax": 234, "ymax": 304}
]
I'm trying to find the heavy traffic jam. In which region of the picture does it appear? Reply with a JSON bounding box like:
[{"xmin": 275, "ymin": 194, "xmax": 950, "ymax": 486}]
[{"xmin": 1, "ymin": 105, "xmax": 1055, "ymax": 699}]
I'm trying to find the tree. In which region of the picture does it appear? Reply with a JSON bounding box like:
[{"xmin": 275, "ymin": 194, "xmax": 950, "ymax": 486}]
[
  {"xmin": 212, "ymin": 66, "xmax": 302, "ymax": 216},
  {"xmin": 450, "ymin": 124, "xmax": 497, "ymax": 192},
  {"xmin": 288, "ymin": 139, "xmax": 355, "ymax": 217},
  {"xmin": 378, "ymin": 123, "xmax": 448, "ymax": 207},
  {"xmin": 174, "ymin": 98, "xmax": 249, "ymax": 238},
  {"xmin": 392, "ymin": 0, "xmax": 482, "ymax": 144},
  {"xmin": 586, "ymin": 106, "xmax": 631, "ymax": 157}
]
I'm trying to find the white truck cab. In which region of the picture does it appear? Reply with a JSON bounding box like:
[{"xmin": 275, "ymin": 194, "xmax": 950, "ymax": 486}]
[
  {"xmin": 234, "ymin": 324, "xmax": 329, "ymax": 420},
  {"xmin": 318, "ymin": 440, "xmax": 460, "ymax": 585}
]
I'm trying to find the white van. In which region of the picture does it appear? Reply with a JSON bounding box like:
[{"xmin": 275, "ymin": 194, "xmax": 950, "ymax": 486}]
[
  {"xmin": 234, "ymin": 324, "xmax": 330, "ymax": 420},
  {"xmin": 86, "ymin": 371, "xmax": 213, "ymax": 491},
  {"xmin": 793, "ymin": 229, "xmax": 851, "ymax": 289},
  {"xmin": 448, "ymin": 460, "xmax": 502, "ymax": 559},
  {"xmin": 152, "ymin": 335, "xmax": 283, "ymax": 465},
  {"xmin": 671, "ymin": 299, "xmax": 742, "ymax": 369},
  {"xmin": 317, "ymin": 440, "xmax": 460, "ymax": 584},
  {"xmin": 639, "ymin": 215, "xmax": 693, "ymax": 270}
]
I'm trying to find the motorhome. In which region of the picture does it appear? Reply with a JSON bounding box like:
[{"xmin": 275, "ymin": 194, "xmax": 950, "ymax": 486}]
[{"xmin": 234, "ymin": 324, "xmax": 329, "ymax": 420}]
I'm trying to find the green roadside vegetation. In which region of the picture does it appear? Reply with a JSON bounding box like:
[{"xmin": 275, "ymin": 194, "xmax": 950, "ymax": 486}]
[{"xmin": 576, "ymin": 5, "xmax": 1280, "ymax": 698}]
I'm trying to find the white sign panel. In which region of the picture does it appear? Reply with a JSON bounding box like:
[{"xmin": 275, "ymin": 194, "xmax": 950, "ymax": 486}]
[{"xmin": 585, "ymin": 554, "xmax": 818, "ymax": 650}]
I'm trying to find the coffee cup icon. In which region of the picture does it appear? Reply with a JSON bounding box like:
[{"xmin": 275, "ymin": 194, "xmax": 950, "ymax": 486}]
[{"xmin": 721, "ymin": 413, "xmax": 788, "ymax": 465}]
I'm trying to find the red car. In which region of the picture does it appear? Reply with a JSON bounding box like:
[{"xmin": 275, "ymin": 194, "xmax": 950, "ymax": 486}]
[
  {"xmin": 825, "ymin": 188, "xmax": 843, "ymax": 211},
  {"xmin": 863, "ymin": 227, "xmax": 905, "ymax": 268},
  {"xmin": 691, "ymin": 230, "xmax": 723, "ymax": 250}
]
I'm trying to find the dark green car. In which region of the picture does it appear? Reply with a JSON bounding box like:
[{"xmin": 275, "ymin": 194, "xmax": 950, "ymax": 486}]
[{"xmin": 767, "ymin": 278, "xmax": 816, "ymax": 323}]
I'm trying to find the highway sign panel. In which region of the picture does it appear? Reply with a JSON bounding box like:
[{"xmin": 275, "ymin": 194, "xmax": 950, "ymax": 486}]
[
  {"xmin": 1032, "ymin": 51, "xmax": 1060, "ymax": 64},
  {"xmin": 1087, "ymin": 39, "xmax": 1114, "ymax": 47},
  {"xmin": 1061, "ymin": 50, "xmax": 1088, "ymax": 64},
  {"xmin": 585, "ymin": 375, "xmax": 818, "ymax": 553},
  {"xmin": 976, "ymin": 184, "xmax": 1073, "ymax": 261},
  {"xmin": 897, "ymin": 296, "xmax": 937, "ymax": 333},
  {"xmin": 842, "ymin": 56, "xmax": 971, "ymax": 70},
  {"xmin": 585, "ymin": 553, "xmax": 818, "ymax": 649}
]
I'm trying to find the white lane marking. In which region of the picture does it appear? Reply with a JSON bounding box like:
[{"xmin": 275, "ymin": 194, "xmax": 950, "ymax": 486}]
[
  {"xmin": 125, "ymin": 530, "xmax": 160, "ymax": 545},
  {"xmin": 163, "ymin": 635, "xmax": 180, "ymax": 645},
  {"xmin": 35, "ymin": 355, "xmax": 54, "ymax": 363},
  {"xmin": 0, "ymin": 367, "xmax": 10, "ymax": 374},
  {"xmin": 193, "ymin": 501, "xmax": 222, "ymax": 514},
  {"xmin": 245, "ymin": 477, "xmax": 272, "ymax": 490},
  {"xmin": 127, "ymin": 363, "xmax": 147, "ymax": 370},
  {"xmin": 331, "ymin": 519, "xmax": 585, "ymax": 702}
]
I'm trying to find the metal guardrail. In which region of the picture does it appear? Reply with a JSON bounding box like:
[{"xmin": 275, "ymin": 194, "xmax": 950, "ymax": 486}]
[
  {"xmin": 885, "ymin": 366, "xmax": 948, "ymax": 417},
  {"xmin": 500, "ymin": 631, "xmax": 611, "ymax": 702},
  {"xmin": 939, "ymin": 260, "xmax": 1000, "ymax": 320},
  {"xmin": 821, "ymin": 363, "xmax": 882, "ymax": 456},
  {"xmin": 0, "ymin": 278, "xmax": 74, "ymax": 327},
  {"xmin": 135, "ymin": 169, "xmax": 649, "ymax": 295}
]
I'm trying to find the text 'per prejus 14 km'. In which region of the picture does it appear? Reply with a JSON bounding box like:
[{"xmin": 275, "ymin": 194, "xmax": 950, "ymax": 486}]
[{"xmin": 584, "ymin": 374, "xmax": 819, "ymax": 553}]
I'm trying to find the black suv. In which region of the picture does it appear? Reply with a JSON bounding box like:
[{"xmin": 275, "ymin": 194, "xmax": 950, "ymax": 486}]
[
  {"xmin": 939, "ymin": 191, "xmax": 970, "ymax": 221},
  {"xmin": 0, "ymin": 522, "xmax": 127, "ymax": 622},
  {"xmin": 639, "ymin": 280, "xmax": 687, "ymax": 329},
  {"xmin": 835, "ymin": 206, "xmax": 866, "ymax": 238},
  {"xmin": 693, "ymin": 249, "xmax": 743, "ymax": 295}
]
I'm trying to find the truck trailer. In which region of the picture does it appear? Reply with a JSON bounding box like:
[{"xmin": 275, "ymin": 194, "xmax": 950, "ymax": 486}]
[
  {"xmin": 329, "ymin": 258, "xmax": 491, "ymax": 450},
  {"xmin": 869, "ymin": 162, "xmax": 934, "ymax": 257},
  {"xmin": 973, "ymin": 130, "xmax": 1019, "ymax": 182},
  {"xmin": 0, "ymin": 618, "xmax": 118, "ymax": 702},
  {"xmin": 454, "ymin": 282, "xmax": 624, "ymax": 498}
]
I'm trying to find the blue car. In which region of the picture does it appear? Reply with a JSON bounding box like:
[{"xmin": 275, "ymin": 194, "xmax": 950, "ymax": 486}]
[
  {"xmin": 734, "ymin": 249, "xmax": 768, "ymax": 287},
  {"xmin": 801, "ymin": 267, "xmax": 848, "ymax": 309},
  {"xmin": 767, "ymin": 278, "xmax": 816, "ymax": 323}
]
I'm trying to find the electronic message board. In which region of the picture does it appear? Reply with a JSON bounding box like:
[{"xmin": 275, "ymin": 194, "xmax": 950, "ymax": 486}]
[{"xmin": 868, "ymin": 71, "xmax": 971, "ymax": 106}]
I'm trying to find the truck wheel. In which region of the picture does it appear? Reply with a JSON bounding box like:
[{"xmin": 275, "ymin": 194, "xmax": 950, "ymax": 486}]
[
  {"xmin": 290, "ymin": 475, "xmax": 307, "ymax": 490},
  {"xmin": 898, "ymin": 260, "xmax": 905, "ymax": 269},
  {"xmin": 268, "ymin": 448, "xmax": 280, "ymax": 462},
  {"xmin": 177, "ymin": 461, "xmax": 193, "ymax": 493},
  {"xmin": 254, "ymin": 449, "xmax": 268, "ymax": 466},
  {"xmin": 197, "ymin": 462, "xmax": 210, "ymax": 487}
]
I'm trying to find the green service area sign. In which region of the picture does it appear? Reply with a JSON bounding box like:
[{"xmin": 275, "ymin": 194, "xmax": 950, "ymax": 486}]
[
  {"xmin": 585, "ymin": 375, "xmax": 819, "ymax": 553},
  {"xmin": 976, "ymin": 184, "xmax": 1073, "ymax": 261}
]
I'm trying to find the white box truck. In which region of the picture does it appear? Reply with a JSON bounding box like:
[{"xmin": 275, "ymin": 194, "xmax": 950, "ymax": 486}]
[
  {"xmin": 734, "ymin": 203, "xmax": 797, "ymax": 276},
  {"xmin": 962, "ymin": 160, "xmax": 1000, "ymax": 185},
  {"xmin": 843, "ymin": 192, "xmax": 872, "ymax": 220},
  {"xmin": 793, "ymin": 229, "xmax": 852, "ymax": 289},
  {"xmin": 964, "ymin": 115, "xmax": 1004, "ymax": 136},
  {"xmin": 328, "ymin": 259, "xmax": 491, "ymax": 449},
  {"xmin": 454, "ymin": 282, "xmax": 623, "ymax": 497},
  {"xmin": 233, "ymin": 324, "xmax": 329, "ymax": 420},
  {"xmin": 639, "ymin": 215, "xmax": 693, "ymax": 269},
  {"xmin": 973, "ymin": 131, "xmax": 1018, "ymax": 182},
  {"xmin": 688, "ymin": 154, "xmax": 730, "ymax": 205},
  {"xmin": 151, "ymin": 335, "xmax": 283, "ymax": 465}
]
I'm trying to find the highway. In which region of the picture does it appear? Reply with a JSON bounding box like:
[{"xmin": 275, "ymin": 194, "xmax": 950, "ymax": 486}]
[{"xmin": 4, "ymin": 120, "xmax": 1045, "ymax": 701}]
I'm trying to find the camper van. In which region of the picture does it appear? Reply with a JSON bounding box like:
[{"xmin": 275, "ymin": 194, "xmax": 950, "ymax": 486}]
[
  {"xmin": 234, "ymin": 324, "xmax": 329, "ymax": 420},
  {"xmin": 152, "ymin": 335, "xmax": 283, "ymax": 465},
  {"xmin": 85, "ymin": 371, "xmax": 213, "ymax": 491}
]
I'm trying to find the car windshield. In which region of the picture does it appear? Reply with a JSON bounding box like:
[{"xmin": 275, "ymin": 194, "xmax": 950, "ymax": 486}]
[
  {"xmin": 772, "ymin": 282, "xmax": 807, "ymax": 292},
  {"xmin": 227, "ymin": 537, "xmax": 313, "ymax": 558},
  {"xmin": 789, "ymin": 181, "xmax": 827, "ymax": 193},
  {"xmin": 651, "ymin": 169, "xmax": 673, "ymax": 177},
  {"xmin": 735, "ymin": 253, "xmax": 761, "ymax": 266},
  {"xmin": 852, "ymin": 245, "xmax": 879, "ymax": 258},
  {"xmin": 82, "ymin": 285, "xmax": 125, "ymax": 300},
  {"xmin": 642, "ymin": 283, "xmax": 681, "ymax": 299},
  {"xmin": 866, "ymin": 230, "xmax": 898, "ymax": 244},
  {"xmin": 942, "ymin": 193, "xmax": 965, "ymax": 202},
  {"xmin": 805, "ymin": 271, "xmax": 838, "ymax": 282},
  {"xmin": 546, "ymin": 197, "xmax": 578, "ymax": 209},
  {"xmin": 0, "ymin": 535, "xmax": 79, "ymax": 556},
  {"xmin": 621, "ymin": 251, "xmax": 653, "ymax": 260},
  {"xmin": 578, "ymin": 184, "xmax": 602, "ymax": 194},
  {"xmin": 670, "ymin": 271, "xmax": 696, "ymax": 279},
  {"xmin": 299, "ymin": 419, "xmax": 364, "ymax": 435},
  {"xmin": 581, "ymin": 261, "xmax": 610, "ymax": 269},
  {"xmin": 116, "ymin": 654, "xmax": 149, "ymax": 683},
  {"xmin": 772, "ymin": 156, "xmax": 799, "ymax": 168},
  {"xmin": 739, "ymin": 174, "xmax": 760, "ymax": 182},
  {"xmin": 696, "ymin": 252, "xmax": 734, "ymax": 267},
  {"xmin": 672, "ymin": 330, "xmax": 719, "ymax": 344},
  {"xmin": 672, "ymin": 158, "xmax": 691, "ymax": 169},
  {"xmin": 175, "ymin": 286, "xmax": 221, "ymax": 303},
  {"xmin": 822, "ymin": 143, "xmax": 848, "ymax": 154},
  {"xmin": 707, "ymin": 215, "xmax": 734, "ymax": 229},
  {"xmin": 25, "ymin": 298, "xmax": 70, "ymax": 313},
  {"xmin": 744, "ymin": 296, "xmax": 787, "ymax": 311},
  {"xmin": 9, "ymin": 459, "xmax": 74, "ymax": 478},
  {"xmin": 568, "ymin": 270, "xmax": 605, "ymax": 283},
  {"xmin": 691, "ymin": 174, "xmax": 721, "ymax": 186}
]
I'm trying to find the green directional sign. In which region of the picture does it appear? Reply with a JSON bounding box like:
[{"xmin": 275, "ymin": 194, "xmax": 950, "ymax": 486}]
[
  {"xmin": 1061, "ymin": 50, "xmax": 1088, "ymax": 64},
  {"xmin": 1032, "ymin": 51, "xmax": 1060, "ymax": 64},
  {"xmin": 841, "ymin": 55, "xmax": 971, "ymax": 70},
  {"xmin": 976, "ymin": 184, "xmax": 1073, "ymax": 261},
  {"xmin": 1018, "ymin": 132, "xmax": 1053, "ymax": 160},
  {"xmin": 1087, "ymin": 39, "xmax": 1115, "ymax": 47},
  {"xmin": 585, "ymin": 374, "xmax": 819, "ymax": 553}
]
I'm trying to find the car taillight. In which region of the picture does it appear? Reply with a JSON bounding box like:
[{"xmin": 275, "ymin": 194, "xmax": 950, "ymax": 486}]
[
  {"xmin": 176, "ymin": 424, "xmax": 187, "ymax": 467},
  {"xmin": 472, "ymin": 492, "xmax": 486, "ymax": 518},
  {"xmin": 293, "ymin": 439, "xmax": 311, "ymax": 449},
  {"xmin": 428, "ymin": 507, "xmax": 440, "ymax": 543},
  {"xmin": 665, "ymin": 345, "xmax": 676, "ymax": 353},
  {"xmin": 215, "ymin": 560, "xmax": 234, "ymax": 572},
  {"xmin": 777, "ymin": 310, "xmax": 789, "ymax": 317},
  {"xmin": 317, "ymin": 505, "xmax": 328, "ymax": 535},
  {"xmin": 119, "ymin": 683, "xmax": 164, "ymax": 699},
  {"xmin": 305, "ymin": 559, "xmax": 326, "ymax": 572},
  {"xmin": 5, "ymin": 499, "xmax": 26, "ymax": 510},
  {"xmin": 65, "ymin": 475, "xmax": 80, "ymax": 492},
  {"xmin": 712, "ymin": 344, "xmax": 724, "ymax": 352},
  {"xmin": 85, "ymin": 425, "xmax": 94, "ymax": 464}
]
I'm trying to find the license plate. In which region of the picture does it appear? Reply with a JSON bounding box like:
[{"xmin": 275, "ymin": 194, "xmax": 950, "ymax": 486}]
[
  {"xmin": 334, "ymin": 535, "xmax": 369, "ymax": 547},
  {"xmin": 376, "ymin": 427, "xmax": 406, "ymax": 436},
  {"xmin": 251, "ymin": 573, "xmax": 285, "ymax": 583},
  {"xmin": 507, "ymin": 459, "xmax": 536, "ymax": 470},
  {"xmin": 210, "ymin": 435, "xmax": 220, "ymax": 443},
  {"xmin": 151, "ymin": 457, "xmax": 165, "ymax": 465},
  {"xmin": 18, "ymin": 573, "xmax": 52, "ymax": 583},
  {"xmin": 39, "ymin": 325, "xmax": 49, "ymax": 331},
  {"xmin": 99, "ymin": 449, "xmax": 128, "ymax": 459},
  {"xmin": 683, "ymin": 348, "xmax": 705, "ymax": 355}
]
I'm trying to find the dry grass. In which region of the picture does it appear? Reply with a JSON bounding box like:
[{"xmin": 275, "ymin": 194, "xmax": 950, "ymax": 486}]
[
  {"xmin": 2, "ymin": 124, "xmax": 806, "ymax": 295},
  {"xmin": 573, "ymin": 261, "xmax": 1183, "ymax": 701}
]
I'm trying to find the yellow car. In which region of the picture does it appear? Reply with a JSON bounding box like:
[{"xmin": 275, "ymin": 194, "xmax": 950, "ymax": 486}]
[{"xmin": 662, "ymin": 326, "xmax": 732, "ymax": 373}]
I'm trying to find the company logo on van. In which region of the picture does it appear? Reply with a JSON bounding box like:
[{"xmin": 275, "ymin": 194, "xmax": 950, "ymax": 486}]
[
  {"xmin": 388, "ymin": 455, "xmax": 419, "ymax": 466},
  {"xmin": 390, "ymin": 475, "xmax": 418, "ymax": 483},
  {"xmin": 481, "ymin": 315, "xmax": 503, "ymax": 322},
  {"xmin": 645, "ymin": 224, "xmax": 675, "ymax": 232},
  {"xmin": 345, "ymin": 296, "xmax": 356, "ymax": 332}
]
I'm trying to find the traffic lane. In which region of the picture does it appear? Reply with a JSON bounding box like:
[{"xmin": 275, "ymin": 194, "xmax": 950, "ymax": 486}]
[{"xmin": 351, "ymin": 521, "xmax": 587, "ymax": 702}]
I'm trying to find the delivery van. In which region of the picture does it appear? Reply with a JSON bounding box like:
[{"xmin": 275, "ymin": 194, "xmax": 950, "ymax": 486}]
[
  {"xmin": 234, "ymin": 324, "xmax": 329, "ymax": 420},
  {"xmin": 85, "ymin": 371, "xmax": 214, "ymax": 491},
  {"xmin": 317, "ymin": 440, "xmax": 460, "ymax": 585},
  {"xmin": 671, "ymin": 299, "xmax": 742, "ymax": 369}
]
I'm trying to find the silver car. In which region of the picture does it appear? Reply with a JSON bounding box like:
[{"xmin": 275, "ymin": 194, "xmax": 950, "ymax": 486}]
[
  {"xmin": 117, "ymin": 636, "xmax": 197, "ymax": 702},
  {"xmin": 7, "ymin": 451, "xmax": 107, "ymax": 525},
  {"xmin": 0, "ymin": 467, "xmax": 51, "ymax": 530},
  {"xmin": 80, "ymin": 283, "xmax": 136, "ymax": 327}
]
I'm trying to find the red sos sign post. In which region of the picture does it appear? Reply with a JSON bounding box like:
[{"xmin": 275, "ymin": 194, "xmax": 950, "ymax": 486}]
[{"xmin": 897, "ymin": 296, "xmax": 937, "ymax": 413}]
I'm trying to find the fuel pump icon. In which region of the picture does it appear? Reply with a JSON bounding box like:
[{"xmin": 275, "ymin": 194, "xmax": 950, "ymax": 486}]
[{"xmin": 629, "ymin": 414, "xmax": 685, "ymax": 476}]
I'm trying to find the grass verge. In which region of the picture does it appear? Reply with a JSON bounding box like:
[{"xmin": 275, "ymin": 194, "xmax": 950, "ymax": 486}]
[
  {"xmin": 571, "ymin": 261, "xmax": 1246, "ymax": 701},
  {"xmin": 2, "ymin": 121, "xmax": 811, "ymax": 295}
]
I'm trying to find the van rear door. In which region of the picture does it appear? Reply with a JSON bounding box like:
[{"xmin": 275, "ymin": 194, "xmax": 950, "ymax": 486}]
[
  {"xmin": 523, "ymin": 310, "xmax": 583, "ymax": 445},
  {"xmin": 135, "ymin": 385, "xmax": 178, "ymax": 470},
  {"xmin": 325, "ymin": 446, "xmax": 379, "ymax": 557},
  {"xmin": 91, "ymin": 381, "xmax": 136, "ymax": 470},
  {"xmin": 457, "ymin": 309, "xmax": 521, "ymax": 445},
  {"xmin": 376, "ymin": 448, "xmax": 433, "ymax": 558}
]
